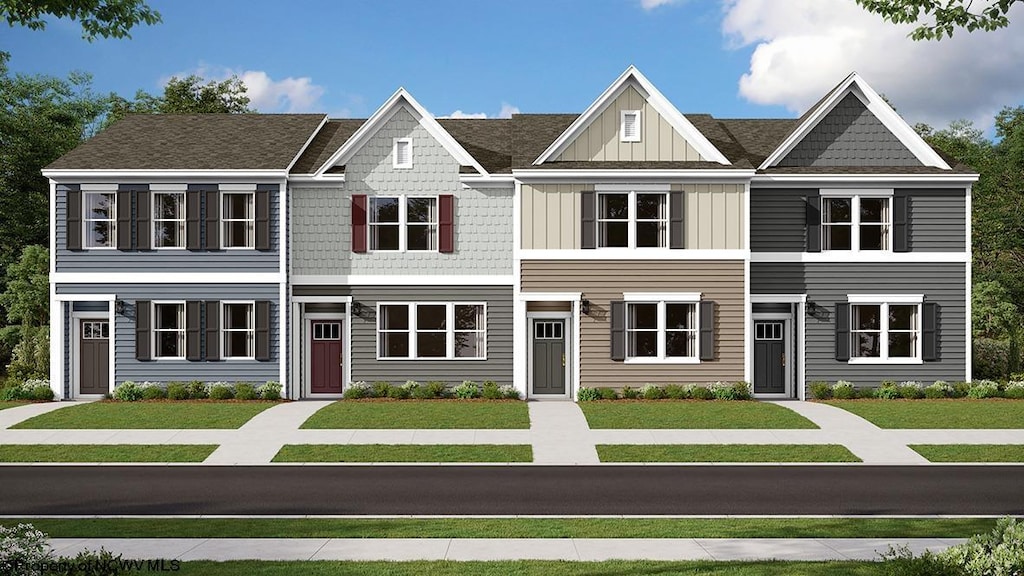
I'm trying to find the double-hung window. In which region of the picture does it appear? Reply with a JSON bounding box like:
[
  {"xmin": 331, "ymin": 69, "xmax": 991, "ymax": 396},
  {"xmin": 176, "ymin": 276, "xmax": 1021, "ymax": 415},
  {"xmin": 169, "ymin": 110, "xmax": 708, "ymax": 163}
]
[
  {"xmin": 222, "ymin": 192, "xmax": 255, "ymax": 249},
  {"xmin": 153, "ymin": 302, "xmax": 185, "ymax": 359},
  {"xmin": 153, "ymin": 192, "xmax": 186, "ymax": 248},
  {"xmin": 378, "ymin": 303, "xmax": 485, "ymax": 359},
  {"xmin": 848, "ymin": 296, "xmax": 921, "ymax": 362},
  {"xmin": 624, "ymin": 294, "xmax": 699, "ymax": 362},
  {"xmin": 222, "ymin": 302, "xmax": 255, "ymax": 359},
  {"xmin": 597, "ymin": 189, "xmax": 668, "ymax": 248},
  {"xmin": 83, "ymin": 192, "xmax": 116, "ymax": 248},
  {"xmin": 821, "ymin": 193, "xmax": 891, "ymax": 251},
  {"xmin": 369, "ymin": 196, "xmax": 438, "ymax": 252}
]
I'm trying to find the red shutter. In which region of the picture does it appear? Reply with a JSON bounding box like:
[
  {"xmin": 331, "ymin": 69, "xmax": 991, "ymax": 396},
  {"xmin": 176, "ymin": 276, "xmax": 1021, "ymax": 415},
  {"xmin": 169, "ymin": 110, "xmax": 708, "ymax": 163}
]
[
  {"xmin": 439, "ymin": 194, "xmax": 454, "ymax": 253},
  {"xmin": 351, "ymin": 195, "xmax": 367, "ymax": 253}
]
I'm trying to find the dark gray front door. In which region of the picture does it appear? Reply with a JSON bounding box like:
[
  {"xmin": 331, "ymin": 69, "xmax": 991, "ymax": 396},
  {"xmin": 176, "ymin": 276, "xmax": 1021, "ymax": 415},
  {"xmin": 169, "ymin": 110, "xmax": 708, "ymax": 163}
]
[
  {"xmin": 79, "ymin": 320, "xmax": 110, "ymax": 395},
  {"xmin": 531, "ymin": 319, "xmax": 565, "ymax": 395},
  {"xmin": 753, "ymin": 321, "xmax": 786, "ymax": 394}
]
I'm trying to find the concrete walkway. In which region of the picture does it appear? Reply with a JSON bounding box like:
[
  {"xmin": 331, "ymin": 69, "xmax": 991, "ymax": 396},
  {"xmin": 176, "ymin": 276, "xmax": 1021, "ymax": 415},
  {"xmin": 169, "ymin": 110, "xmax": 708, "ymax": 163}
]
[
  {"xmin": 46, "ymin": 536, "xmax": 968, "ymax": 561},
  {"xmin": 528, "ymin": 401, "xmax": 599, "ymax": 464}
]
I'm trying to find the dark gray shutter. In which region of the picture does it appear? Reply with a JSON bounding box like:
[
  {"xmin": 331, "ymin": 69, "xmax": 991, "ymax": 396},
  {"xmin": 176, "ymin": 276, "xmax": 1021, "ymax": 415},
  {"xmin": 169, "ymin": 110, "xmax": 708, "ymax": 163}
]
[
  {"xmin": 835, "ymin": 302, "xmax": 850, "ymax": 361},
  {"xmin": 204, "ymin": 189, "xmax": 220, "ymax": 250},
  {"xmin": 699, "ymin": 300, "xmax": 715, "ymax": 361},
  {"xmin": 669, "ymin": 189, "xmax": 685, "ymax": 249},
  {"xmin": 135, "ymin": 300, "xmax": 151, "ymax": 361},
  {"xmin": 255, "ymin": 187, "xmax": 271, "ymax": 251},
  {"xmin": 116, "ymin": 189, "xmax": 133, "ymax": 250},
  {"xmin": 893, "ymin": 191, "xmax": 909, "ymax": 252},
  {"xmin": 186, "ymin": 301, "xmax": 201, "ymax": 361},
  {"xmin": 255, "ymin": 301, "xmax": 271, "ymax": 361},
  {"xmin": 922, "ymin": 302, "xmax": 939, "ymax": 361},
  {"xmin": 135, "ymin": 189, "xmax": 151, "ymax": 251},
  {"xmin": 186, "ymin": 190, "xmax": 202, "ymax": 251},
  {"xmin": 806, "ymin": 193, "xmax": 821, "ymax": 253},
  {"xmin": 204, "ymin": 301, "xmax": 220, "ymax": 361},
  {"xmin": 581, "ymin": 191, "xmax": 596, "ymax": 249},
  {"xmin": 610, "ymin": 300, "xmax": 625, "ymax": 361},
  {"xmin": 66, "ymin": 186, "xmax": 82, "ymax": 251}
]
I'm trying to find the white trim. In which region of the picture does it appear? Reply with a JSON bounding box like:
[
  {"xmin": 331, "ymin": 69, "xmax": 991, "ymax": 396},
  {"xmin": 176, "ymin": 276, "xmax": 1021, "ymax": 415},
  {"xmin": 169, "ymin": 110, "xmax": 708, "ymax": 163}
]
[
  {"xmin": 54, "ymin": 294, "xmax": 117, "ymax": 302},
  {"xmin": 42, "ymin": 170, "xmax": 286, "ymax": 179},
  {"xmin": 526, "ymin": 312, "xmax": 573, "ymax": 399},
  {"xmin": 520, "ymin": 249, "xmax": 748, "ymax": 260},
  {"xmin": 759, "ymin": 73, "xmax": 950, "ymax": 170},
  {"xmin": 279, "ymin": 176, "xmax": 289, "ymax": 396},
  {"xmin": 532, "ymin": 66, "xmax": 730, "ymax": 165},
  {"xmin": 819, "ymin": 194, "xmax": 892, "ymax": 253},
  {"xmin": 221, "ymin": 300, "xmax": 256, "ymax": 360},
  {"xmin": 965, "ymin": 184, "xmax": 973, "ymax": 381},
  {"xmin": 752, "ymin": 174, "xmax": 977, "ymax": 186},
  {"xmin": 845, "ymin": 299, "xmax": 923, "ymax": 362},
  {"xmin": 392, "ymin": 138, "xmax": 413, "ymax": 169},
  {"xmin": 315, "ymin": 88, "xmax": 487, "ymax": 177},
  {"xmin": 513, "ymin": 169, "xmax": 753, "ymax": 182},
  {"xmin": 286, "ymin": 115, "xmax": 330, "ymax": 173},
  {"xmin": 594, "ymin": 183, "xmax": 670, "ymax": 192},
  {"xmin": 623, "ymin": 292, "xmax": 701, "ymax": 302},
  {"xmin": 620, "ymin": 110, "xmax": 641, "ymax": 143},
  {"xmin": 53, "ymin": 294, "xmax": 116, "ymax": 400},
  {"xmin": 53, "ymin": 273, "xmax": 284, "ymax": 284},
  {"xmin": 459, "ymin": 175, "xmax": 516, "ymax": 187},
  {"xmin": 366, "ymin": 195, "xmax": 439, "ymax": 253},
  {"xmin": 512, "ymin": 179, "xmax": 525, "ymax": 398},
  {"xmin": 750, "ymin": 252, "xmax": 968, "ymax": 263},
  {"xmin": 820, "ymin": 188, "xmax": 894, "ymax": 197},
  {"xmin": 291, "ymin": 275, "xmax": 514, "ymax": 286},
  {"xmin": 752, "ymin": 313, "xmax": 794, "ymax": 399},
  {"xmin": 220, "ymin": 190, "xmax": 256, "ymax": 250},
  {"xmin": 520, "ymin": 292, "xmax": 582, "ymax": 302},
  {"xmin": 304, "ymin": 314, "xmax": 345, "ymax": 398},
  {"xmin": 150, "ymin": 190, "xmax": 187, "ymax": 250},
  {"xmin": 49, "ymin": 181, "xmax": 56, "ymax": 277},
  {"xmin": 798, "ymin": 300, "xmax": 806, "ymax": 401},
  {"xmin": 751, "ymin": 294, "xmax": 807, "ymax": 304},
  {"xmin": 150, "ymin": 300, "xmax": 186, "ymax": 360},
  {"xmin": 71, "ymin": 311, "xmax": 114, "ymax": 399},
  {"xmin": 375, "ymin": 302, "xmax": 487, "ymax": 361},
  {"xmin": 847, "ymin": 294, "xmax": 923, "ymax": 304},
  {"xmin": 744, "ymin": 259, "xmax": 752, "ymax": 385},
  {"xmin": 289, "ymin": 174, "xmax": 345, "ymax": 183},
  {"xmin": 622, "ymin": 300, "xmax": 700, "ymax": 363},
  {"xmin": 291, "ymin": 295, "xmax": 354, "ymax": 304}
]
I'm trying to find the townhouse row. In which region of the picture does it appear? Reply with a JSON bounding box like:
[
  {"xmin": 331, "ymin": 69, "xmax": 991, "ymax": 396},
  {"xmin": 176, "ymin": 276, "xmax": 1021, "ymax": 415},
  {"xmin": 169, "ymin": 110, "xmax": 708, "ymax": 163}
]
[{"xmin": 44, "ymin": 67, "xmax": 976, "ymax": 401}]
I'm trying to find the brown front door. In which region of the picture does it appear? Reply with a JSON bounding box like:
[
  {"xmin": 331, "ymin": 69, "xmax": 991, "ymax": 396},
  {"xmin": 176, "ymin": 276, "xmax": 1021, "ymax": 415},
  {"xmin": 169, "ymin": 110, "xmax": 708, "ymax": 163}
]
[
  {"xmin": 310, "ymin": 320, "xmax": 343, "ymax": 394},
  {"xmin": 79, "ymin": 320, "xmax": 110, "ymax": 395}
]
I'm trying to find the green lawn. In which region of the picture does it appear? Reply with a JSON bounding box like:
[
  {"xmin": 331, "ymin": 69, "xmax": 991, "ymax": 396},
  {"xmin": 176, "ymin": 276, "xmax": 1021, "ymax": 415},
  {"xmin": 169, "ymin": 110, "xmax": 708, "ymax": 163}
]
[
  {"xmin": 597, "ymin": 444, "xmax": 860, "ymax": 463},
  {"xmin": 579, "ymin": 401, "xmax": 817, "ymax": 429},
  {"xmin": 0, "ymin": 401, "xmax": 28, "ymax": 410},
  {"xmin": 10, "ymin": 401, "xmax": 275, "ymax": 429},
  {"xmin": 825, "ymin": 399, "xmax": 1024, "ymax": 428},
  {"xmin": 0, "ymin": 444, "xmax": 217, "ymax": 462},
  {"xmin": 911, "ymin": 444, "xmax": 1024, "ymax": 462},
  {"xmin": 273, "ymin": 444, "xmax": 532, "ymax": 463},
  {"xmin": 14, "ymin": 517, "xmax": 1000, "ymax": 539},
  {"xmin": 300, "ymin": 400, "xmax": 530, "ymax": 429}
]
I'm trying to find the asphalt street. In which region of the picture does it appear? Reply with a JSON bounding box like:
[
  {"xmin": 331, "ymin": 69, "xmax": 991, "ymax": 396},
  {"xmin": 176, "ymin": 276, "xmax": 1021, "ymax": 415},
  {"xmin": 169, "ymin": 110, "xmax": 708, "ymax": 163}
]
[{"xmin": 2, "ymin": 466, "xmax": 1021, "ymax": 516}]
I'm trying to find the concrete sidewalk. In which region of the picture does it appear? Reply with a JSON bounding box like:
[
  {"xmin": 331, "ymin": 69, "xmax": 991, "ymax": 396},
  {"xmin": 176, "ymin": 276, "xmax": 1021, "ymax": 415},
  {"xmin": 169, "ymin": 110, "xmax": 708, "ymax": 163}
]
[{"xmin": 47, "ymin": 536, "xmax": 968, "ymax": 561}]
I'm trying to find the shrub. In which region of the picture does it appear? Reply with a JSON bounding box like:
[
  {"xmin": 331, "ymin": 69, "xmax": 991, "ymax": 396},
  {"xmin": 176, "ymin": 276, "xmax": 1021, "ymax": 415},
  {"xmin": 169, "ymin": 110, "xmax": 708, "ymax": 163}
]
[
  {"xmin": 0, "ymin": 383, "xmax": 25, "ymax": 401},
  {"xmin": 951, "ymin": 381, "xmax": 972, "ymax": 398},
  {"xmin": 258, "ymin": 381, "xmax": 282, "ymax": 401},
  {"xmin": 0, "ymin": 523, "xmax": 51, "ymax": 576},
  {"xmin": 898, "ymin": 381, "xmax": 925, "ymax": 399},
  {"xmin": 664, "ymin": 384, "xmax": 688, "ymax": 400},
  {"xmin": 413, "ymin": 381, "xmax": 446, "ymax": 399},
  {"xmin": 1005, "ymin": 381, "xmax": 1024, "ymax": 400},
  {"xmin": 967, "ymin": 380, "xmax": 1001, "ymax": 399},
  {"xmin": 879, "ymin": 544, "xmax": 959, "ymax": 576},
  {"xmin": 141, "ymin": 385, "xmax": 167, "ymax": 400},
  {"xmin": 832, "ymin": 381, "xmax": 857, "ymax": 400},
  {"xmin": 859, "ymin": 387, "xmax": 878, "ymax": 399},
  {"xmin": 499, "ymin": 385, "xmax": 520, "ymax": 400},
  {"xmin": 924, "ymin": 381, "xmax": 952, "ymax": 399},
  {"xmin": 598, "ymin": 387, "xmax": 619, "ymax": 400},
  {"xmin": 452, "ymin": 380, "xmax": 480, "ymax": 399},
  {"xmin": 690, "ymin": 385, "xmax": 713, "ymax": 400},
  {"xmin": 55, "ymin": 547, "xmax": 126, "ymax": 576},
  {"xmin": 209, "ymin": 384, "xmax": 235, "ymax": 400},
  {"xmin": 234, "ymin": 382, "xmax": 257, "ymax": 400},
  {"xmin": 481, "ymin": 380, "xmax": 502, "ymax": 400},
  {"xmin": 939, "ymin": 516, "xmax": 1024, "ymax": 576},
  {"xmin": 186, "ymin": 380, "xmax": 208, "ymax": 400},
  {"xmin": 343, "ymin": 381, "xmax": 369, "ymax": 400},
  {"xmin": 577, "ymin": 387, "xmax": 601, "ymax": 401},
  {"xmin": 387, "ymin": 384, "xmax": 411, "ymax": 399},
  {"xmin": 710, "ymin": 381, "xmax": 739, "ymax": 400},
  {"xmin": 368, "ymin": 381, "xmax": 390, "ymax": 398},
  {"xmin": 809, "ymin": 381, "xmax": 832, "ymax": 400},
  {"xmin": 875, "ymin": 382, "xmax": 901, "ymax": 400},
  {"xmin": 641, "ymin": 384, "xmax": 665, "ymax": 400},
  {"xmin": 620, "ymin": 386, "xmax": 640, "ymax": 399},
  {"xmin": 112, "ymin": 381, "xmax": 144, "ymax": 402},
  {"xmin": 973, "ymin": 337, "xmax": 1013, "ymax": 381},
  {"xmin": 5, "ymin": 326, "xmax": 49, "ymax": 384},
  {"xmin": 166, "ymin": 382, "xmax": 189, "ymax": 400},
  {"xmin": 401, "ymin": 380, "xmax": 420, "ymax": 397},
  {"xmin": 731, "ymin": 381, "xmax": 752, "ymax": 400}
]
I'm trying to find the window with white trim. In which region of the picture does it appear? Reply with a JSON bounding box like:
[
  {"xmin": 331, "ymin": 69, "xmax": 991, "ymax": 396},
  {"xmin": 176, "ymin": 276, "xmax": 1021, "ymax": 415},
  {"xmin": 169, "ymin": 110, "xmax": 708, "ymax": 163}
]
[
  {"xmin": 378, "ymin": 303, "xmax": 485, "ymax": 359},
  {"xmin": 369, "ymin": 196, "xmax": 437, "ymax": 252},
  {"xmin": 621, "ymin": 110, "xmax": 641, "ymax": 142},
  {"xmin": 822, "ymin": 195, "xmax": 890, "ymax": 251},
  {"xmin": 393, "ymin": 138, "xmax": 412, "ymax": 168},
  {"xmin": 222, "ymin": 192, "xmax": 255, "ymax": 249},
  {"xmin": 598, "ymin": 191, "xmax": 667, "ymax": 248},
  {"xmin": 153, "ymin": 192, "xmax": 185, "ymax": 248},
  {"xmin": 222, "ymin": 302, "xmax": 254, "ymax": 358},
  {"xmin": 626, "ymin": 301, "xmax": 697, "ymax": 361},
  {"xmin": 851, "ymin": 302, "xmax": 920, "ymax": 360},
  {"xmin": 153, "ymin": 302, "xmax": 185, "ymax": 359},
  {"xmin": 84, "ymin": 192, "xmax": 116, "ymax": 248}
]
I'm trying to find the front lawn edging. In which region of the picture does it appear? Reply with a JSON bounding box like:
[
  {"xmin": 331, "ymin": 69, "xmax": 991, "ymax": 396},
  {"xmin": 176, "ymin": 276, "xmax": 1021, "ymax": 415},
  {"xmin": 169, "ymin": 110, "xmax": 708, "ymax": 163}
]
[
  {"xmin": 578, "ymin": 381, "xmax": 752, "ymax": 401},
  {"xmin": 342, "ymin": 380, "xmax": 520, "ymax": 400},
  {"xmin": 111, "ymin": 380, "xmax": 282, "ymax": 402},
  {"xmin": 809, "ymin": 379, "xmax": 1024, "ymax": 400}
]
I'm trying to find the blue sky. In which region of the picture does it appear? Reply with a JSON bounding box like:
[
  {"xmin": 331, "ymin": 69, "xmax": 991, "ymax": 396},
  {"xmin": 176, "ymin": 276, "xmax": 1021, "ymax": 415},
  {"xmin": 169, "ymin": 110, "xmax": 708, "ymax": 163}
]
[{"xmin": 3, "ymin": 0, "xmax": 1022, "ymax": 128}]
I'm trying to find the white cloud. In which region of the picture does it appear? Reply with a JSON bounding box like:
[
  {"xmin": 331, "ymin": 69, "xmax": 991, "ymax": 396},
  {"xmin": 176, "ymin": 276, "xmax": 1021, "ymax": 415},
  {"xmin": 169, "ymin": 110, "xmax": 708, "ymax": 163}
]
[
  {"xmin": 439, "ymin": 102, "xmax": 521, "ymax": 119},
  {"xmin": 445, "ymin": 110, "xmax": 489, "ymax": 119},
  {"xmin": 640, "ymin": 0, "xmax": 679, "ymax": 10},
  {"xmin": 166, "ymin": 64, "xmax": 326, "ymax": 113},
  {"xmin": 498, "ymin": 103, "xmax": 520, "ymax": 118},
  {"xmin": 721, "ymin": 0, "xmax": 1024, "ymax": 128}
]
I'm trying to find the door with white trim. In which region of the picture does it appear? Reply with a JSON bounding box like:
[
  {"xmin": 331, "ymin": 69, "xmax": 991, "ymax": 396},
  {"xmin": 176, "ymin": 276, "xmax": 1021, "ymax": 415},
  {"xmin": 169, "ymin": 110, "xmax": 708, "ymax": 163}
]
[
  {"xmin": 78, "ymin": 319, "xmax": 110, "ymax": 396},
  {"xmin": 531, "ymin": 318, "xmax": 567, "ymax": 395},
  {"xmin": 309, "ymin": 319, "xmax": 343, "ymax": 394},
  {"xmin": 753, "ymin": 319, "xmax": 789, "ymax": 395}
]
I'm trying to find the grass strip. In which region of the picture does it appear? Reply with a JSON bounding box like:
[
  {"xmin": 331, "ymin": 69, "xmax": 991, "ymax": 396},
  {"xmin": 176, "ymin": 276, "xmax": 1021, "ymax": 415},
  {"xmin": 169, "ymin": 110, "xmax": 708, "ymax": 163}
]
[
  {"xmin": 824, "ymin": 399, "xmax": 1024, "ymax": 429},
  {"xmin": 300, "ymin": 400, "xmax": 530, "ymax": 429},
  {"xmin": 11, "ymin": 401, "xmax": 275, "ymax": 429},
  {"xmin": 597, "ymin": 444, "xmax": 860, "ymax": 463},
  {"xmin": 273, "ymin": 444, "xmax": 532, "ymax": 463},
  {"xmin": 580, "ymin": 401, "xmax": 818, "ymax": 429},
  {"xmin": 0, "ymin": 444, "xmax": 217, "ymax": 463},
  {"xmin": 9, "ymin": 517, "xmax": 1002, "ymax": 539},
  {"xmin": 911, "ymin": 444, "xmax": 1024, "ymax": 462},
  {"xmin": 0, "ymin": 401, "xmax": 28, "ymax": 411}
]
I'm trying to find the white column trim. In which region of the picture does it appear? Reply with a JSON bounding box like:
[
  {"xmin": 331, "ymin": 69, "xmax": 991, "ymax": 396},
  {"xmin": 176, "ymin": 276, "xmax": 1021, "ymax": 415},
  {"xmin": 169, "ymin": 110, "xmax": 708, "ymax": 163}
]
[{"xmin": 965, "ymin": 184, "xmax": 973, "ymax": 381}]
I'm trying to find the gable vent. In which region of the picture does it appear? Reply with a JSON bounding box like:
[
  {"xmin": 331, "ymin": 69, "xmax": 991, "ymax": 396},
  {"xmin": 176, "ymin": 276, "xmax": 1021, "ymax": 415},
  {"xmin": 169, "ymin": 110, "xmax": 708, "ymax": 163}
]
[
  {"xmin": 621, "ymin": 110, "xmax": 641, "ymax": 142},
  {"xmin": 393, "ymin": 138, "xmax": 412, "ymax": 168}
]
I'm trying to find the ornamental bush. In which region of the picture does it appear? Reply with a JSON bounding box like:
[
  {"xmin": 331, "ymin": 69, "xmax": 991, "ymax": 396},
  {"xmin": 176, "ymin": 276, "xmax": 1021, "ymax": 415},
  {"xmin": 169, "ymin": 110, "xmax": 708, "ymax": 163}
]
[
  {"xmin": 208, "ymin": 384, "xmax": 235, "ymax": 400},
  {"xmin": 112, "ymin": 381, "xmax": 144, "ymax": 402},
  {"xmin": 641, "ymin": 384, "xmax": 665, "ymax": 400},
  {"xmin": 967, "ymin": 380, "xmax": 1001, "ymax": 399},
  {"xmin": 234, "ymin": 382, "xmax": 257, "ymax": 400},
  {"xmin": 166, "ymin": 382, "xmax": 189, "ymax": 400},
  {"xmin": 832, "ymin": 381, "xmax": 857, "ymax": 400},
  {"xmin": 141, "ymin": 385, "xmax": 167, "ymax": 400},
  {"xmin": 875, "ymin": 381, "xmax": 901, "ymax": 400},
  {"xmin": 898, "ymin": 381, "xmax": 925, "ymax": 399},
  {"xmin": 940, "ymin": 516, "xmax": 1024, "ymax": 576},
  {"xmin": 689, "ymin": 385, "xmax": 713, "ymax": 400},
  {"xmin": 499, "ymin": 385, "xmax": 521, "ymax": 400},
  {"xmin": 258, "ymin": 381, "xmax": 282, "ymax": 401},
  {"xmin": 185, "ymin": 380, "xmax": 208, "ymax": 400},
  {"xmin": 731, "ymin": 381, "xmax": 752, "ymax": 400},
  {"xmin": 809, "ymin": 381, "xmax": 832, "ymax": 400},
  {"xmin": 452, "ymin": 380, "xmax": 481, "ymax": 399},
  {"xmin": 598, "ymin": 387, "xmax": 618, "ymax": 400},
  {"xmin": 0, "ymin": 523, "xmax": 50, "ymax": 576},
  {"xmin": 1004, "ymin": 381, "xmax": 1024, "ymax": 400},
  {"xmin": 620, "ymin": 386, "xmax": 640, "ymax": 399},
  {"xmin": 924, "ymin": 381, "xmax": 952, "ymax": 399},
  {"xmin": 481, "ymin": 380, "xmax": 503, "ymax": 400},
  {"xmin": 343, "ymin": 381, "xmax": 369, "ymax": 399},
  {"xmin": 576, "ymin": 387, "xmax": 600, "ymax": 401}
]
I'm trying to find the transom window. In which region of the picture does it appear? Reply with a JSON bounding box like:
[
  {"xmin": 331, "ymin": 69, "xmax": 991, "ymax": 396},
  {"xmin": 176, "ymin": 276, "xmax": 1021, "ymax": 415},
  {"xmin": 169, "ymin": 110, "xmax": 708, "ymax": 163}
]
[
  {"xmin": 84, "ymin": 192, "xmax": 116, "ymax": 248},
  {"xmin": 222, "ymin": 192, "xmax": 255, "ymax": 249},
  {"xmin": 598, "ymin": 191, "xmax": 667, "ymax": 248},
  {"xmin": 755, "ymin": 322, "xmax": 783, "ymax": 340},
  {"xmin": 378, "ymin": 303, "xmax": 485, "ymax": 359},
  {"xmin": 850, "ymin": 302, "xmax": 920, "ymax": 361},
  {"xmin": 153, "ymin": 192, "xmax": 185, "ymax": 248},
  {"xmin": 313, "ymin": 323, "xmax": 341, "ymax": 340},
  {"xmin": 534, "ymin": 321, "xmax": 563, "ymax": 340},
  {"xmin": 621, "ymin": 110, "xmax": 641, "ymax": 142},
  {"xmin": 153, "ymin": 302, "xmax": 184, "ymax": 359},
  {"xmin": 222, "ymin": 302, "xmax": 254, "ymax": 359},
  {"xmin": 369, "ymin": 196, "xmax": 437, "ymax": 252},
  {"xmin": 626, "ymin": 300, "xmax": 697, "ymax": 361},
  {"xmin": 822, "ymin": 195, "xmax": 890, "ymax": 251},
  {"xmin": 81, "ymin": 321, "xmax": 109, "ymax": 339}
]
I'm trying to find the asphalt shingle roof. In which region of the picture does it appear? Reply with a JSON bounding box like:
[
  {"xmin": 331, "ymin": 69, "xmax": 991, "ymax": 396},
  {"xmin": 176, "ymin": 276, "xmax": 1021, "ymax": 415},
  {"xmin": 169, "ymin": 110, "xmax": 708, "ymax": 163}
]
[{"xmin": 289, "ymin": 119, "xmax": 364, "ymax": 174}]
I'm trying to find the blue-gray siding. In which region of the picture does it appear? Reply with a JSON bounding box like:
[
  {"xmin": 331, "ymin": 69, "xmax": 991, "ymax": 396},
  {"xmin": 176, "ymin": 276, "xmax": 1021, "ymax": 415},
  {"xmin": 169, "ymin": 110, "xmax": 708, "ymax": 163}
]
[
  {"xmin": 779, "ymin": 93, "xmax": 921, "ymax": 167},
  {"xmin": 752, "ymin": 263, "xmax": 967, "ymax": 389}
]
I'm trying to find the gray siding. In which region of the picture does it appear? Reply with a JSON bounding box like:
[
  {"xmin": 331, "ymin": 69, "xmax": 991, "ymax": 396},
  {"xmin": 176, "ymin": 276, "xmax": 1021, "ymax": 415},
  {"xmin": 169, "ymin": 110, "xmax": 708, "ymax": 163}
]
[
  {"xmin": 54, "ymin": 184, "xmax": 281, "ymax": 273},
  {"xmin": 750, "ymin": 189, "xmax": 808, "ymax": 252},
  {"xmin": 57, "ymin": 283, "xmax": 280, "ymax": 387},
  {"xmin": 751, "ymin": 263, "xmax": 967, "ymax": 389},
  {"xmin": 907, "ymin": 189, "xmax": 967, "ymax": 251},
  {"xmin": 779, "ymin": 93, "xmax": 921, "ymax": 167}
]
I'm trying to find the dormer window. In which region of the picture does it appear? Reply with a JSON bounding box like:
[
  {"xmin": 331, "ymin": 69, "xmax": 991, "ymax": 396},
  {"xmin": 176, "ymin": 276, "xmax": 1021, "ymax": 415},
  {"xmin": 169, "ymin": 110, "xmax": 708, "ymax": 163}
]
[
  {"xmin": 621, "ymin": 110, "xmax": 641, "ymax": 142},
  {"xmin": 393, "ymin": 138, "xmax": 412, "ymax": 169}
]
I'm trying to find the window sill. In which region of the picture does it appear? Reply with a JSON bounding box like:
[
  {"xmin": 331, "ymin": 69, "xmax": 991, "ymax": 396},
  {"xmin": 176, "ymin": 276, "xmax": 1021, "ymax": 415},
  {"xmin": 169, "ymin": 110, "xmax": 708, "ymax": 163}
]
[
  {"xmin": 376, "ymin": 357, "xmax": 487, "ymax": 361},
  {"xmin": 848, "ymin": 358, "xmax": 923, "ymax": 365},
  {"xmin": 624, "ymin": 357, "xmax": 700, "ymax": 365}
]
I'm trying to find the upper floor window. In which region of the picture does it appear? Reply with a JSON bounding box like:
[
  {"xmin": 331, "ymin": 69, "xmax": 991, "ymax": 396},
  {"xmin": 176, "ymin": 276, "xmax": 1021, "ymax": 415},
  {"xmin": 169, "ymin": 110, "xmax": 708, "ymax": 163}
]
[
  {"xmin": 822, "ymin": 195, "xmax": 890, "ymax": 251},
  {"xmin": 393, "ymin": 138, "xmax": 412, "ymax": 169},
  {"xmin": 153, "ymin": 302, "xmax": 185, "ymax": 359},
  {"xmin": 222, "ymin": 192, "xmax": 254, "ymax": 249},
  {"xmin": 620, "ymin": 110, "xmax": 641, "ymax": 142},
  {"xmin": 369, "ymin": 196, "xmax": 437, "ymax": 252},
  {"xmin": 598, "ymin": 191, "xmax": 667, "ymax": 248},
  {"xmin": 84, "ymin": 192, "xmax": 116, "ymax": 248},
  {"xmin": 222, "ymin": 302, "xmax": 255, "ymax": 359},
  {"xmin": 626, "ymin": 300, "xmax": 698, "ymax": 362},
  {"xmin": 378, "ymin": 302, "xmax": 485, "ymax": 360},
  {"xmin": 153, "ymin": 192, "xmax": 185, "ymax": 249},
  {"xmin": 850, "ymin": 300, "xmax": 920, "ymax": 361}
]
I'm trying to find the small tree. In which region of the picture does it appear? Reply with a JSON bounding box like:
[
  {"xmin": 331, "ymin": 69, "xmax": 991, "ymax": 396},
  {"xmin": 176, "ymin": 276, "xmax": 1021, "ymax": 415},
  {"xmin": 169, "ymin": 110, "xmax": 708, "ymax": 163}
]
[{"xmin": 0, "ymin": 245, "xmax": 49, "ymax": 382}]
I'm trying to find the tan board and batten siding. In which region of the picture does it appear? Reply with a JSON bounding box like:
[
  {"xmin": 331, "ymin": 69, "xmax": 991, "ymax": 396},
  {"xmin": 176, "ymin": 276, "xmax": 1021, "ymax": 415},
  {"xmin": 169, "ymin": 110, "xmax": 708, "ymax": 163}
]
[
  {"xmin": 521, "ymin": 260, "xmax": 745, "ymax": 386},
  {"xmin": 521, "ymin": 183, "xmax": 745, "ymax": 250},
  {"xmin": 555, "ymin": 85, "xmax": 705, "ymax": 162}
]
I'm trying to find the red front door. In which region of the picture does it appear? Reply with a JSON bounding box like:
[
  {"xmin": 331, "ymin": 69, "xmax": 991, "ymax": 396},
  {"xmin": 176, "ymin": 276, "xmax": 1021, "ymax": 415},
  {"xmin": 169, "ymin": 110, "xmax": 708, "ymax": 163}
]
[{"xmin": 310, "ymin": 321, "xmax": 343, "ymax": 394}]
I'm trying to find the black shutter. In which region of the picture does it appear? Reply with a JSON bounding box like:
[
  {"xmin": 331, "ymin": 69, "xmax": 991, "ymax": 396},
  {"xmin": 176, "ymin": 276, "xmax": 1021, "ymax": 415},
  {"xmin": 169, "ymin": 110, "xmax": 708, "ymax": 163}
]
[
  {"xmin": 135, "ymin": 189, "xmax": 151, "ymax": 251},
  {"xmin": 116, "ymin": 189, "xmax": 133, "ymax": 250},
  {"xmin": 610, "ymin": 300, "xmax": 625, "ymax": 360},
  {"xmin": 186, "ymin": 301, "xmax": 201, "ymax": 361},
  {"xmin": 255, "ymin": 187, "xmax": 271, "ymax": 251},
  {"xmin": 806, "ymin": 193, "xmax": 821, "ymax": 253},
  {"xmin": 835, "ymin": 302, "xmax": 850, "ymax": 361},
  {"xmin": 186, "ymin": 190, "xmax": 202, "ymax": 251},
  {"xmin": 135, "ymin": 300, "xmax": 151, "ymax": 361},
  {"xmin": 923, "ymin": 302, "xmax": 939, "ymax": 361},
  {"xmin": 66, "ymin": 186, "xmax": 82, "ymax": 251},
  {"xmin": 204, "ymin": 300, "xmax": 220, "ymax": 361},
  {"xmin": 204, "ymin": 189, "xmax": 220, "ymax": 250},
  {"xmin": 669, "ymin": 189, "xmax": 685, "ymax": 249},
  {"xmin": 581, "ymin": 191, "xmax": 596, "ymax": 249},
  {"xmin": 255, "ymin": 301, "xmax": 271, "ymax": 361},
  {"xmin": 699, "ymin": 300, "xmax": 715, "ymax": 361},
  {"xmin": 893, "ymin": 191, "xmax": 909, "ymax": 252}
]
